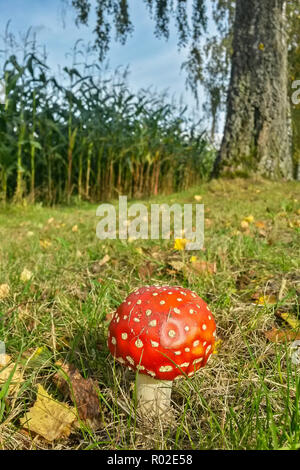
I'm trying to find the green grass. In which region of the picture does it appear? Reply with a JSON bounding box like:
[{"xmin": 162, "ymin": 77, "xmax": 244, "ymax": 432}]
[{"xmin": 0, "ymin": 177, "xmax": 299, "ymax": 450}]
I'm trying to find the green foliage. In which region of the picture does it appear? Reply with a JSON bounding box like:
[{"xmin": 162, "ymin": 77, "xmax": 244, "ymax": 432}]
[{"xmin": 0, "ymin": 27, "xmax": 214, "ymax": 204}]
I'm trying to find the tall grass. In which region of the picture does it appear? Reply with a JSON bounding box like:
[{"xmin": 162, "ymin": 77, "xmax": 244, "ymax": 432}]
[{"xmin": 0, "ymin": 26, "xmax": 215, "ymax": 205}]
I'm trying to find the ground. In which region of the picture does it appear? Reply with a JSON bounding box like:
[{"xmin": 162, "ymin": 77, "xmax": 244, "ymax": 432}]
[{"xmin": 0, "ymin": 178, "xmax": 299, "ymax": 450}]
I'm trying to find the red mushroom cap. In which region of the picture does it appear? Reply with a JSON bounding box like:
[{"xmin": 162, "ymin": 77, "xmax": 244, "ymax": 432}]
[{"xmin": 108, "ymin": 285, "xmax": 216, "ymax": 381}]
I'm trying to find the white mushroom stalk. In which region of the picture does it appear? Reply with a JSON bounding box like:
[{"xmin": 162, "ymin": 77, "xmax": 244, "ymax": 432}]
[{"xmin": 136, "ymin": 374, "xmax": 172, "ymax": 415}]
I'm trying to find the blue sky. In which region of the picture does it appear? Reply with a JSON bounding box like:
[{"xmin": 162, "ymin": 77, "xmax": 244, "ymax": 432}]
[{"xmin": 0, "ymin": 0, "xmax": 218, "ymax": 129}]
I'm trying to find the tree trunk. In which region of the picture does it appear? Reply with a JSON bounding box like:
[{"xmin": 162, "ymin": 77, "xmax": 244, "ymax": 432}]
[{"xmin": 214, "ymin": 0, "xmax": 293, "ymax": 179}]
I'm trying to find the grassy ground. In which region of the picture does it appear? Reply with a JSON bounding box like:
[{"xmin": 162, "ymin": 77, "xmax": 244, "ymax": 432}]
[{"xmin": 0, "ymin": 178, "xmax": 299, "ymax": 450}]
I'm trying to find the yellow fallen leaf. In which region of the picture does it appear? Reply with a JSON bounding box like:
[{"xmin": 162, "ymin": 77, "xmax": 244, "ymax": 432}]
[
  {"xmin": 20, "ymin": 384, "xmax": 76, "ymax": 442},
  {"xmin": 27, "ymin": 231, "xmax": 34, "ymax": 237},
  {"xmin": 20, "ymin": 268, "xmax": 33, "ymax": 282},
  {"xmin": 255, "ymin": 295, "xmax": 277, "ymax": 306},
  {"xmin": 40, "ymin": 239, "xmax": 52, "ymax": 249},
  {"xmin": 244, "ymin": 215, "xmax": 254, "ymax": 223},
  {"xmin": 258, "ymin": 43, "xmax": 265, "ymax": 51},
  {"xmin": 212, "ymin": 338, "xmax": 222, "ymax": 355},
  {"xmin": 194, "ymin": 195, "xmax": 202, "ymax": 202},
  {"xmin": 276, "ymin": 311, "xmax": 300, "ymax": 330},
  {"xmin": 240, "ymin": 220, "xmax": 249, "ymax": 230},
  {"xmin": 0, "ymin": 283, "xmax": 10, "ymax": 300},
  {"xmin": 190, "ymin": 256, "xmax": 197, "ymax": 263},
  {"xmin": 0, "ymin": 354, "xmax": 24, "ymax": 395},
  {"xmin": 47, "ymin": 217, "xmax": 55, "ymax": 224},
  {"xmin": 174, "ymin": 238, "xmax": 188, "ymax": 250},
  {"xmin": 72, "ymin": 225, "xmax": 78, "ymax": 233}
]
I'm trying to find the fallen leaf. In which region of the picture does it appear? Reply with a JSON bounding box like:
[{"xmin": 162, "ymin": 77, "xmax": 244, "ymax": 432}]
[
  {"xmin": 212, "ymin": 338, "xmax": 222, "ymax": 354},
  {"xmin": 275, "ymin": 311, "xmax": 300, "ymax": 330},
  {"xmin": 40, "ymin": 239, "xmax": 52, "ymax": 249},
  {"xmin": 20, "ymin": 268, "xmax": 33, "ymax": 283},
  {"xmin": 174, "ymin": 238, "xmax": 188, "ymax": 250},
  {"xmin": 47, "ymin": 217, "xmax": 55, "ymax": 224},
  {"xmin": 0, "ymin": 283, "xmax": 10, "ymax": 300},
  {"xmin": 72, "ymin": 225, "xmax": 78, "ymax": 233},
  {"xmin": 138, "ymin": 262, "xmax": 155, "ymax": 281},
  {"xmin": 240, "ymin": 220, "xmax": 249, "ymax": 230},
  {"xmin": 99, "ymin": 254, "xmax": 110, "ymax": 266},
  {"xmin": 20, "ymin": 384, "xmax": 76, "ymax": 442},
  {"xmin": 244, "ymin": 215, "xmax": 254, "ymax": 223},
  {"xmin": 0, "ymin": 355, "xmax": 24, "ymax": 395},
  {"xmin": 53, "ymin": 362, "xmax": 102, "ymax": 430},
  {"xmin": 190, "ymin": 259, "xmax": 217, "ymax": 275},
  {"xmin": 194, "ymin": 195, "xmax": 202, "ymax": 202},
  {"xmin": 169, "ymin": 260, "xmax": 185, "ymax": 272},
  {"xmin": 255, "ymin": 294, "xmax": 277, "ymax": 306},
  {"xmin": 255, "ymin": 221, "xmax": 267, "ymax": 229},
  {"xmin": 264, "ymin": 328, "xmax": 300, "ymax": 343}
]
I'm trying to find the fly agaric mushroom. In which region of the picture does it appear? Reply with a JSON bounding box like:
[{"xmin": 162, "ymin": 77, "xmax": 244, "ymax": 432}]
[{"xmin": 108, "ymin": 285, "xmax": 216, "ymax": 416}]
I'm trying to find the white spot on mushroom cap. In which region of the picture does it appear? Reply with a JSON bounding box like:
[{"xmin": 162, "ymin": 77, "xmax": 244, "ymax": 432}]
[
  {"xmin": 149, "ymin": 320, "xmax": 157, "ymax": 327},
  {"xmin": 174, "ymin": 351, "xmax": 182, "ymax": 355},
  {"xmin": 147, "ymin": 370, "xmax": 156, "ymax": 377},
  {"xmin": 189, "ymin": 309, "xmax": 194, "ymax": 314},
  {"xmin": 135, "ymin": 339, "xmax": 143, "ymax": 348},
  {"xmin": 121, "ymin": 333, "xmax": 128, "ymax": 340},
  {"xmin": 151, "ymin": 340, "xmax": 159, "ymax": 347},
  {"xmin": 137, "ymin": 299, "xmax": 141, "ymax": 304},
  {"xmin": 213, "ymin": 330, "xmax": 217, "ymax": 337},
  {"xmin": 206, "ymin": 345, "xmax": 212, "ymax": 354},
  {"xmin": 146, "ymin": 309, "xmax": 152, "ymax": 316},
  {"xmin": 193, "ymin": 340, "xmax": 200, "ymax": 347},
  {"xmin": 159, "ymin": 365, "xmax": 173, "ymax": 372},
  {"xmin": 177, "ymin": 298, "xmax": 183, "ymax": 302},
  {"xmin": 168, "ymin": 329, "xmax": 176, "ymax": 338},
  {"xmin": 179, "ymin": 362, "xmax": 189, "ymax": 368},
  {"xmin": 152, "ymin": 293, "xmax": 158, "ymax": 296},
  {"xmin": 173, "ymin": 307, "xmax": 180, "ymax": 314},
  {"xmin": 208, "ymin": 315, "xmax": 212, "ymax": 320},
  {"xmin": 185, "ymin": 347, "xmax": 190, "ymax": 352},
  {"xmin": 134, "ymin": 318, "xmax": 140, "ymax": 323},
  {"xmin": 111, "ymin": 337, "xmax": 116, "ymax": 345},
  {"xmin": 136, "ymin": 365, "xmax": 145, "ymax": 371},
  {"xmin": 202, "ymin": 324, "xmax": 207, "ymax": 330},
  {"xmin": 124, "ymin": 315, "xmax": 128, "ymax": 320},
  {"xmin": 117, "ymin": 357, "xmax": 125, "ymax": 364},
  {"xmin": 160, "ymin": 300, "xmax": 165, "ymax": 305},
  {"xmin": 184, "ymin": 326, "xmax": 190, "ymax": 331},
  {"xmin": 193, "ymin": 357, "xmax": 203, "ymax": 364}
]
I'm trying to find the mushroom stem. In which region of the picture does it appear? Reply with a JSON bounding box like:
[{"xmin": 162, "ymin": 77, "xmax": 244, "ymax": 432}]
[{"xmin": 136, "ymin": 374, "xmax": 172, "ymax": 415}]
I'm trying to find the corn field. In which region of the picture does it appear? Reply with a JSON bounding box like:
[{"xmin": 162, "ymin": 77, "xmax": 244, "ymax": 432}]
[{"xmin": 0, "ymin": 29, "xmax": 215, "ymax": 205}]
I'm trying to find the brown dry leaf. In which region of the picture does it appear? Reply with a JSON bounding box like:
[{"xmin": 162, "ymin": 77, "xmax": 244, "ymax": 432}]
[
  {"xmin": 0, "ymin": 355, "xmax": 25, "ymax": 395},
  {"xmin": 53, "ymin": 362, "xmax": 102, "ymax": 430},
  {"xmin": 0, "ymin": 283, "xmax": 10, "ymax": 300},
  {"xmin": 20, "ymin": 384, "xmax": 76, "ymax": 442},
  {"xmin": 190, "ymin": 260, "xmax": 217, "ymax": 275},
  {"xmin": 264, "ymin": 328, "xmax": 300, "ymax": 343},
  {"xmin": 138, "ymin": 262, "xmax": 155, "ymax": 281},
  {"xmin": 99, "ymin": 254, "xmax": 110, "ymax": 266},
  {"xmin": 255, "ymin": 220, "xmax": 267, "ymax": 229},
  {"xmin": 169, "ymin": 260, "xmax": 185, "ymax": 272}
]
